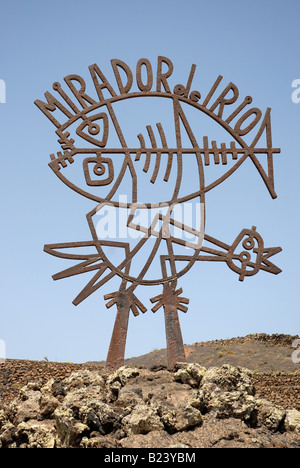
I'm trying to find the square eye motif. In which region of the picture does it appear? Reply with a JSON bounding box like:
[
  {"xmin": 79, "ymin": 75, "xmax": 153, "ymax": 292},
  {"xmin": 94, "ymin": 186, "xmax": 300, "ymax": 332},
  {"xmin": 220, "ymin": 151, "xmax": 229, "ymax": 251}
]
[{"xmin": 83, "ymin": 155, "xmax": 114, "ymax": 186}]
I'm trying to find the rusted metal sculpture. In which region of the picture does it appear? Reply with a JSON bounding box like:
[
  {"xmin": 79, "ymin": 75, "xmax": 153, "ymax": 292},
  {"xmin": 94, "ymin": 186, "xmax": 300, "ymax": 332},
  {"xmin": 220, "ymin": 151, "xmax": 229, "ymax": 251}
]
[{"xmin": 36, "ymin": 57, "xmax": 282, "ymax": 369}]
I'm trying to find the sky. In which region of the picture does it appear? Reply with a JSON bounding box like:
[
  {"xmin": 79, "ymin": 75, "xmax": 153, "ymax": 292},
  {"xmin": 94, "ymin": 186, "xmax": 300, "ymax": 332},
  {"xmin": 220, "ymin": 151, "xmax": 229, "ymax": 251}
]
[{"xmin": 0, "ymin": 0, "xmax": 299, "ymax": 364}]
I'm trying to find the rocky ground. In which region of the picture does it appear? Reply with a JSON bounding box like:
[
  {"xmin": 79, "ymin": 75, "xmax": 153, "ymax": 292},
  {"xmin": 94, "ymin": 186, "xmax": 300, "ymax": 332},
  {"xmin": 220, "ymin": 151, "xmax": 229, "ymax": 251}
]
[
  {"xmin": 0, "ymin": 334, "xmax": 299, "ymax": 448},
  {"xmin": 0, "ymin": 364, "xmax": 300, "ymax": 448}
]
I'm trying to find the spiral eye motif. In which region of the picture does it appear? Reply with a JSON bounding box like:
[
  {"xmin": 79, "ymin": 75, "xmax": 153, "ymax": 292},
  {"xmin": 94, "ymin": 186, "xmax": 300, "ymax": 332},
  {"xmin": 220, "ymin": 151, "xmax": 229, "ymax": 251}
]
[{"xmin": 83, "ymin": 156, "xmax": 114, "ymax": 186}]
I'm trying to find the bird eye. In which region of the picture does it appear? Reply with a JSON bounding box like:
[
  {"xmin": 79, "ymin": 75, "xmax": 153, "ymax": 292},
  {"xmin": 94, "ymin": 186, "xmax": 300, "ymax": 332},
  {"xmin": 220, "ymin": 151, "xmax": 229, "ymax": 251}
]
[{"xmin": 76, "ymin": 113, "xmax": 109, "ymax": 147}]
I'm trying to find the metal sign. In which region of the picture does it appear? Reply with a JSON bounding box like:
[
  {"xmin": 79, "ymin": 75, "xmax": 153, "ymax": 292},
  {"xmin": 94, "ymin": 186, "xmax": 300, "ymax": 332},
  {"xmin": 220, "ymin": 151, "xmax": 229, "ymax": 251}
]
[{"xmin": 35, "ymin": 56, "xmax": 282, "ymax": 369}]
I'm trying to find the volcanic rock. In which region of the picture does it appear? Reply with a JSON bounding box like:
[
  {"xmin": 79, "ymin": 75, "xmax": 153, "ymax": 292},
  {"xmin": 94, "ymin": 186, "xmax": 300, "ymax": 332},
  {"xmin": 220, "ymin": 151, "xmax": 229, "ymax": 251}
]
[{"xmin": 0, "ymin": 364, "xmax": 300, "ymax": 448}]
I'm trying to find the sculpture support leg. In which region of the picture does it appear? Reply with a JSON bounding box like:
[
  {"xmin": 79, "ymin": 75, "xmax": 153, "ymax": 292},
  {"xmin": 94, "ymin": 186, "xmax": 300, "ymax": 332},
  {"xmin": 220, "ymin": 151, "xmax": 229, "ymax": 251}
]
[
  {"xmin": 104, "ymin": 288, "xmax": 147, "ymax": 368},
  {"xmin": 164, "ymin": 302, "xmax": 186, "ymax": 369},
  {"xmin": 106, "ymin": 300, "xmax": 130, "ymax": 368},
  {"xmin": 151, "ymin": 283, "xmax": 188, "ymax": 369}
]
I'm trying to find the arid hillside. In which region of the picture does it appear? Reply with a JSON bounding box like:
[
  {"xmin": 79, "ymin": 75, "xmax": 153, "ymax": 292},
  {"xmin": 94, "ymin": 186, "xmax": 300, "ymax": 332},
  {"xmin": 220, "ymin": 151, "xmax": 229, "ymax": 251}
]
[{"xmin": 1, "ymin": 334, "xmax": 300, "ymax": 412}]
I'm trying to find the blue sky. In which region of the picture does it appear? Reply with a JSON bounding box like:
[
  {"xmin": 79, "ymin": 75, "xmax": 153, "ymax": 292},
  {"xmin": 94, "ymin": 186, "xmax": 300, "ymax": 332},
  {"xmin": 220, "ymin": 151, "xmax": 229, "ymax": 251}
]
[{"xmin": 0, "ymin": 0, "xmax": 299, "ymax": 363}]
